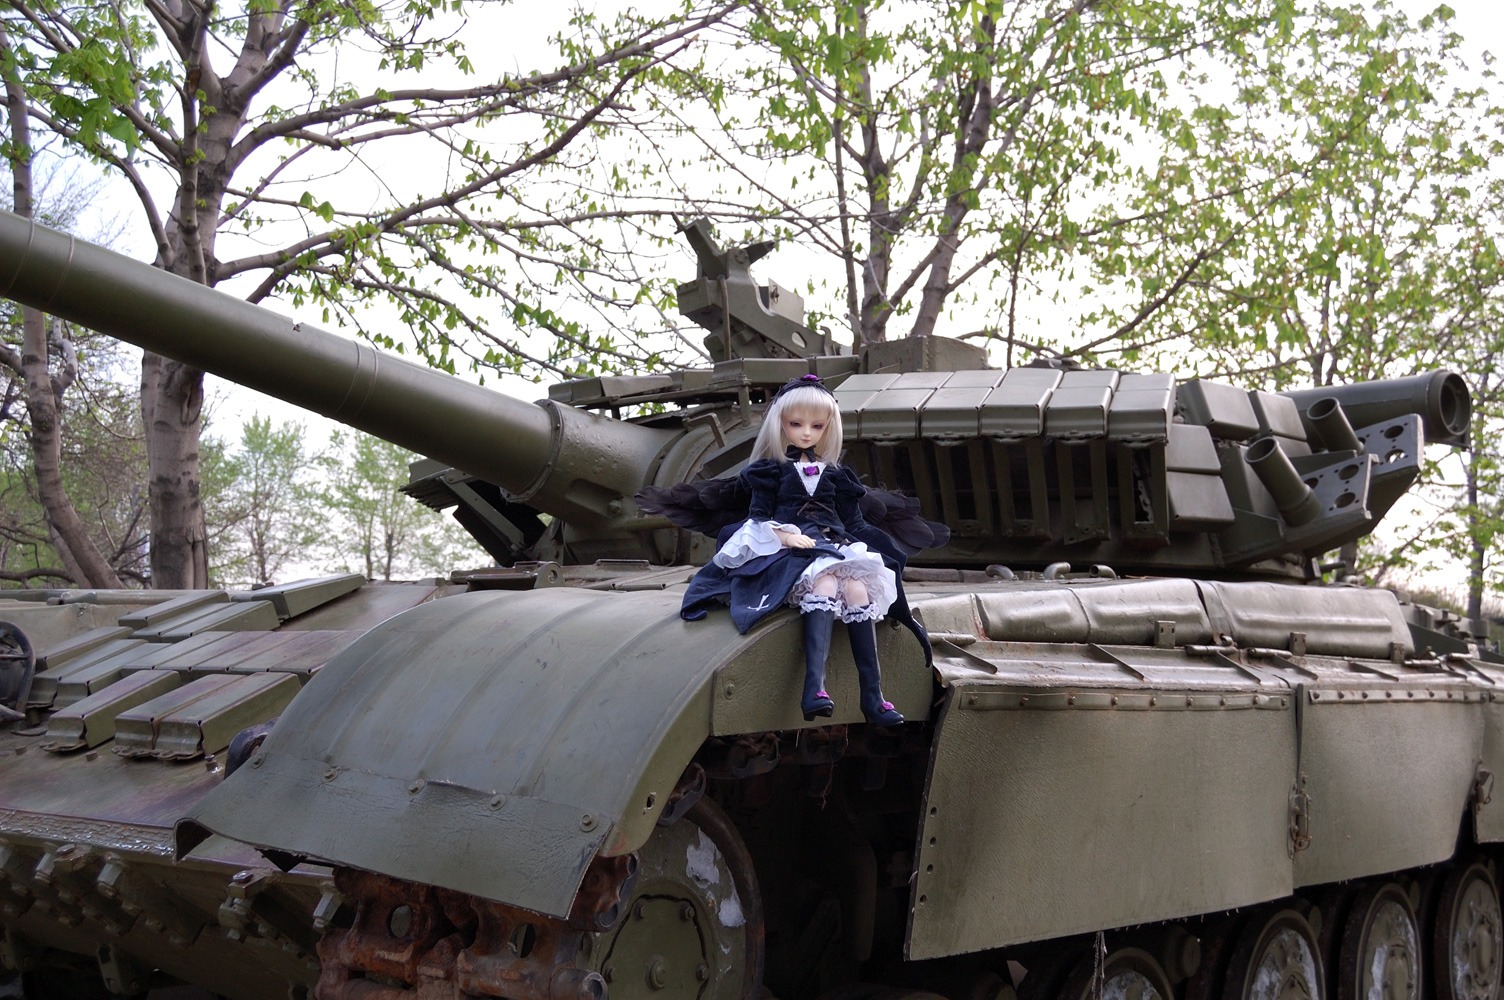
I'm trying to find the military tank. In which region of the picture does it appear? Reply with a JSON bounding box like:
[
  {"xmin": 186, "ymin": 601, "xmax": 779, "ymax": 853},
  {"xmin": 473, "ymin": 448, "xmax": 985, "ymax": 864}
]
[{"xmin": 0, "ymin": 209, "xmax": 1496, "ymax": 1000}]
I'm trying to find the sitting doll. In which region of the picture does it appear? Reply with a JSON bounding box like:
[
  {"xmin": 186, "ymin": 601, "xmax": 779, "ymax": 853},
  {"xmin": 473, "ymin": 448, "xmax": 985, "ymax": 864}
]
[{"xmin": 677, "ymin": 375, "xmax": 906, "ymax": 726}]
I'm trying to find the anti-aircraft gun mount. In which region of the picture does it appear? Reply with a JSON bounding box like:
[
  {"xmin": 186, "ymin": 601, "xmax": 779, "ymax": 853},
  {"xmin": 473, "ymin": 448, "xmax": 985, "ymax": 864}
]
[{"xmin": 0, "ymin": 210, "xmax": 1499, "ymax": 1000}]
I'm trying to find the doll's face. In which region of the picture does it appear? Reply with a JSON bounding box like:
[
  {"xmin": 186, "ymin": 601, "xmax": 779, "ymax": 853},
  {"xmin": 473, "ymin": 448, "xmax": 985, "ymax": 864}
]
[{"xmin": 782, "ymin": 407, "xmax": 829, "ymax": 453}]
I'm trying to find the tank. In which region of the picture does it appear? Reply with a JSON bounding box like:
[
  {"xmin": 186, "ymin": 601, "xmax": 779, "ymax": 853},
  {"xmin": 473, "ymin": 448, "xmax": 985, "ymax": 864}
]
[{"xmin": 0, "ymin": 208, "xmax": 1497, "ymax": 1000}]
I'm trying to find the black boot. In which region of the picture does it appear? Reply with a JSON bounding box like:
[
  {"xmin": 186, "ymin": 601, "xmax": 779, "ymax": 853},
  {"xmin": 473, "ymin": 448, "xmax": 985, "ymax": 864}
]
[
  {"xmin": 848, "ymin": 617, "xmax": 903, "ymax": 726},
  {"xmin": 801, "ymin": 609, "xmax": 836, "ymax": 721}
]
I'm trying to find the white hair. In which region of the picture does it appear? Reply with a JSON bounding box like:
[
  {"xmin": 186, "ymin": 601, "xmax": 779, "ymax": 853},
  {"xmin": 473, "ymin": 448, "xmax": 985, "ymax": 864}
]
[{"xmin": 750, "ymin": 384, "xmax": 843, "ymax": 464}]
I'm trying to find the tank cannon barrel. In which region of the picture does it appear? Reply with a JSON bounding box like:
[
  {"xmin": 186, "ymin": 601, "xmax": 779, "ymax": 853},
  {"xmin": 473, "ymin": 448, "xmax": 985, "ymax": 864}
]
[
  {"xmin": 1285, "ymin": 370, "xmax": 1471, "ymax": 447},
  {"xmin": 0, "ymin": 210, "xmax": 673, "ymax": 527}
]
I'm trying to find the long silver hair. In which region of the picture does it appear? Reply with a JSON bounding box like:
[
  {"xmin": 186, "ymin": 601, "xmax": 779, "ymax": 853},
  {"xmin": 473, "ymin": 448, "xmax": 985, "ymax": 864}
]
[{"xmin": 750, "ymin": 384, "xmax": 843, "ymax": 464}]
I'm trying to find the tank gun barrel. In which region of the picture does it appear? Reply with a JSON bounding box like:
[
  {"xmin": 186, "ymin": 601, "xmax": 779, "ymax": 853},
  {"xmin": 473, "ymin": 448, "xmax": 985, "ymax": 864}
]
[
  {"xmin": 1284, "ymin": 370, "xmax": 1471, "ymax": 447},
  {"xmin": 0, "ymin": 211, "xmax": 673, "ymax": 527}
]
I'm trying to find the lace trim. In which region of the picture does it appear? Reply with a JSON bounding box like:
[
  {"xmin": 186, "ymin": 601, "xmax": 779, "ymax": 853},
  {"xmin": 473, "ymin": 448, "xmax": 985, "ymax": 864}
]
[
  {"xmin": 840, "ymin": 603, "xmax": 881, "ymax": 624},
  {"xmin": 798, "ymin": 594, "xmax": 843, "ymax": 615}
]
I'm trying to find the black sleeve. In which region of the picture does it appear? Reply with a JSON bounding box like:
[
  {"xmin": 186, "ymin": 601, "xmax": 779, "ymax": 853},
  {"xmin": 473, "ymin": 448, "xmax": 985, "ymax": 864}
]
[
  {"xmin": 831, "ymin": 466, "xmax": 872, "ymax": 535},
  {"xmin": 742, "ymin": 460, "xmax": 783, "ymax": 520}
]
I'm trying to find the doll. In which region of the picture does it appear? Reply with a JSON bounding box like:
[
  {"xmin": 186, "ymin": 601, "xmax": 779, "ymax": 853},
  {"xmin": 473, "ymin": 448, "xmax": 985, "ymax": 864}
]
[{"xmin": 677, "ymin": 374, "xmax": 906, "ymax": 726}]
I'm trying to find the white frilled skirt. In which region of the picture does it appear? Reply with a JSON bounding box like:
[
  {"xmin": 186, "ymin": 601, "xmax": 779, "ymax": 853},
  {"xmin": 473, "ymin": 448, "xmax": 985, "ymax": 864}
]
[{"xmin": 714, "ymin": 519, "xmax": 898, "ymax": 622}]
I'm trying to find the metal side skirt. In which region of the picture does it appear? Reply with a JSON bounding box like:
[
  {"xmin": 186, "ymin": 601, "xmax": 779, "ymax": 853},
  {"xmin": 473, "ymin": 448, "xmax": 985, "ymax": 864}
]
[{"xmin": 177, "ymin": 588, "xmax": 750, "ymax": 918}]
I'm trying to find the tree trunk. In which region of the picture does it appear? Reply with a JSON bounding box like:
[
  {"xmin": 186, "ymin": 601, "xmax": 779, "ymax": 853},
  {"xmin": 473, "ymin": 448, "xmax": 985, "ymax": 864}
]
[
  {"xmin": 138, "ymin": 5, "xmax": 250, "ymax": 589},
  {"xmin": 20, "ymin": 340, "xmax": 127, "ymax": 589},
  {"xmin": 141, "ymin": 353, "xmax": 209, "ymax": 587}
]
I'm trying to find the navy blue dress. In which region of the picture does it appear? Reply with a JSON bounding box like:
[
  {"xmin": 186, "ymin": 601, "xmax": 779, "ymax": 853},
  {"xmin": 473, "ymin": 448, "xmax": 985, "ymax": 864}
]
[{"xmin": 680, "ymin": 459, "xmax": 898, "ymax": 633}]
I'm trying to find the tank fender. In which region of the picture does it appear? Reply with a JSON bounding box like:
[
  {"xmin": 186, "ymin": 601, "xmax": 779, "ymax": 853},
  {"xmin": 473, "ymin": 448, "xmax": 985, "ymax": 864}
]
[{"xmin": 176, "ymin": 588, "xmax": 798, "ymax": 918}]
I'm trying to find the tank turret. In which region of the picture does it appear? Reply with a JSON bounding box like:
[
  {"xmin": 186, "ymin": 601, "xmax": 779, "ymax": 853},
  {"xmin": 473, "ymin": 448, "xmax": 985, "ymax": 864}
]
[{"xmin": 0, "ymin": 209, "xmax": 1469, "ymax": 579}]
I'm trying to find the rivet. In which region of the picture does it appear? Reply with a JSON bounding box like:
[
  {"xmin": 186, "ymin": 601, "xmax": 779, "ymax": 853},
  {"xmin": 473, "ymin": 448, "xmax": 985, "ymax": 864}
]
[
  {"xmin": 647, "ymin": 957, "xmax": 668, "ymax": 989},
  {"xmin": 634, "ymin": 901, "xmax": 647, "ymax": 920},
  {"xmin": 1361, "ymin": 691, "xmax": 1369, "ymax": 700},
  {"xmin": 1149, "ymin": 696, "xmax": 1158, "ymax": 707},
  {"xmin": 696, "ymin": 963, "xmax": 710, "ymax": 982},
  {"xmin": 1337, "ymin": 692, "xmax": 1345, "ymax": 700},
  {"xmin": 490, "ymin": 795, "xmax": 505, "ymax": 809},
  {"xmin": 1068, "ymin": 695, "xmax": 1076, "ymax": 706},
  {"xmin": 1186, "ymin": 696, "xmax": 1194, "ymax": 706},
  {"xmin": 723, "ymin": 683, "xmax": 735, "ymax": 698},
  {"xmin": 232, "ymin": 871, "xmax": 253, "ymax": 883},
  {"xmin": 323, "ymin": 767, "xmax": 338, "ymax": 781},
  {"xmin": 603, "ymin": 964, "xmax": 616, "ymax": 983},
  {"xmin": 679, "ymin": 902, "xmax": 694, "ymax": 921},
  {"xmin": 580, "ymin": 814, "xmax": 598, "ymax": 832},
  {"xmin": 251, "ymin": 755, "xmax": 264, "ymax": 768},
  {"xmin": 408, "ymin": 780, "xmax": 424, "ymax": 794},
  {"xmin": 1111, "ymin": 696, "xmax": 1119, "ymax": 706}
]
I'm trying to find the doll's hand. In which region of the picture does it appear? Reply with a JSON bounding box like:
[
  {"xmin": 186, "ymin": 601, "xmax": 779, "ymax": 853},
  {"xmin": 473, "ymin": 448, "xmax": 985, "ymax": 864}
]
[{"xmin": 776, "ymin": 528, "xmax": 815, "ymax": 549}]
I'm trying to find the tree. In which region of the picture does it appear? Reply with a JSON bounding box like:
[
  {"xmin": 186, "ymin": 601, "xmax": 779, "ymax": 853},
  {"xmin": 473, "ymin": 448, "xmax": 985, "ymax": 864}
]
[
  {"xmin": 1075, "ymin": 2, "xmax": 1504, "ymax": 377},
  {"xmin": 0, "ymin": 362, "xmax": 149, "ymax": 588},
  {"xmin": 1070, "ymin": 1, "xmax": 1504, "ymax": 599},
  {"xmin": 205, "ymin": 414, "xmax": 323, "ymax": 587},
  {"xmin": 0, "ymin": 0, "xmax": 736, "ymax": 588},
  {"xmin": 593, "ymin": 0, "xmax": 1311, "ymax": 356},
  {"xmin": 0, "ymin": 23, "xmax": 130, "ymax": 589},
  {"xmin": 320, "ymin": 431, "xmax": 475, "ymax": 581}
]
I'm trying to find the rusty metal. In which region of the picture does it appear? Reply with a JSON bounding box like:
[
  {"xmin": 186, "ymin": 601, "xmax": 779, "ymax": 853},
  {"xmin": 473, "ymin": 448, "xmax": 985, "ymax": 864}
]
[
  {"xmin": 319, "ymin": 868, "xmax": 609, "ymax": 1000},
  {"xmin": 567, "ymin": 854, "xmax": 639, "ymax": 931},
  {"xmin": 319, "ymin": 869, "xmax": 456, "ymax": 990},
  {"xmin": 317, "ymin": 797, "xmax": 762, "ymax": 1000},
  {"xmin": 455, "ymin": 899, "xmax": 603, "ymax": 1000}
]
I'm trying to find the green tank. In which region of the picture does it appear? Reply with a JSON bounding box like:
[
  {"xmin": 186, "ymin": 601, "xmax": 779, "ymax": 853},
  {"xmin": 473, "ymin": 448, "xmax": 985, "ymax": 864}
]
[{"xmin": 0, "ymin": 209, "xmax": 1495, "ymax": 1000}]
